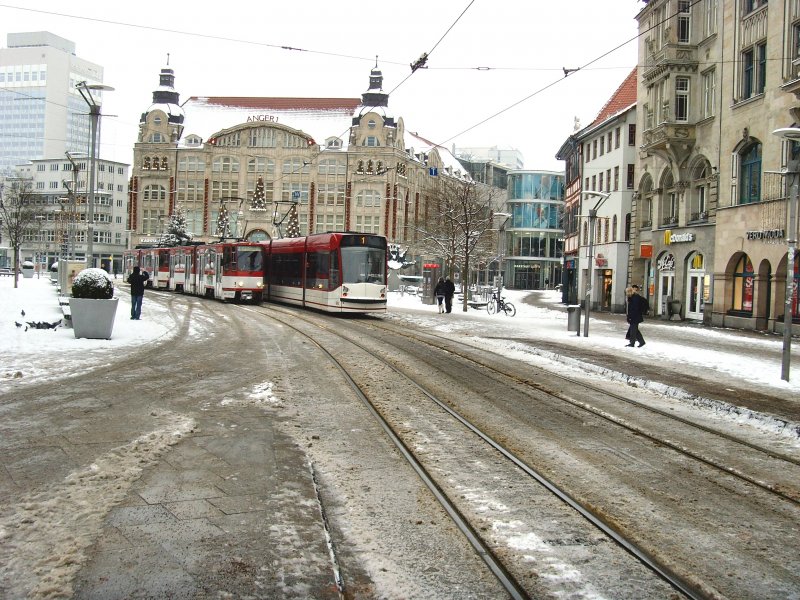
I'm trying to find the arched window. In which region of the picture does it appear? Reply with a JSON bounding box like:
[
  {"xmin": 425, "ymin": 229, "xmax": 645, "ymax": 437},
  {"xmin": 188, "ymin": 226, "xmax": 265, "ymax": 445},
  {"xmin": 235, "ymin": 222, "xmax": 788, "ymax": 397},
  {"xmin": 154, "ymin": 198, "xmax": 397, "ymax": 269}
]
[
  {"xmin": 739, "ymin": 142, "xmax": 761, "ymax": 204},
  {"xmin": 732, "ymin": 254, "xmax": 754, "ymax": 314}
]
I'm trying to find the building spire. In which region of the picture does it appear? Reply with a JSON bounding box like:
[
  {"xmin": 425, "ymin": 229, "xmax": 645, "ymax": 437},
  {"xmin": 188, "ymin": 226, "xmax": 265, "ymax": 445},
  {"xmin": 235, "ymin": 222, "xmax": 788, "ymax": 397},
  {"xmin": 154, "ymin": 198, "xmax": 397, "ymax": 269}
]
[{"xmin": 362, "ymin": 60, "xmax": 388, "ymax": 108}]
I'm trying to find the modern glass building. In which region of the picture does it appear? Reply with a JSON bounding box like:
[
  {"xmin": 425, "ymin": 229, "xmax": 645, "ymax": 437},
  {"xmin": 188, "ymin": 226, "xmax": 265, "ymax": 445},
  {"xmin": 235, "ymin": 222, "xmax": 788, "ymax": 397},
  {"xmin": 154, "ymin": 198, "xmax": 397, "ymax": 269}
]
[
  {"xmin": 0, "ymin": 32, "xmax": 104, "ymax": 175},
  {"xmin": 504, "ymin": 170, "xmax": 565, "ymax": 289}
]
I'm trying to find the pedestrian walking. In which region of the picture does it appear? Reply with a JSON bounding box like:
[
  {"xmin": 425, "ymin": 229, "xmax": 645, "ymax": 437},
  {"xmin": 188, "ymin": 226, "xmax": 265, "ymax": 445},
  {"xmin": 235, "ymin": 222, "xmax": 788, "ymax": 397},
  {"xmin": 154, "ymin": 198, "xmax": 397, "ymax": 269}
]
[
  {"xmin": 625, "ymin": 284, "xmax": 649, "ymax": 347},
  {"xmin": 434, "ymin": 276, "xmax": 446, "ymax": 313},
  {"xmin": 127, "ymin": 265, "xmax": 150, "ymax": 320},
  {"xmin": 443, "ymin": 277, "xmax": 456, "ymax": 313}
]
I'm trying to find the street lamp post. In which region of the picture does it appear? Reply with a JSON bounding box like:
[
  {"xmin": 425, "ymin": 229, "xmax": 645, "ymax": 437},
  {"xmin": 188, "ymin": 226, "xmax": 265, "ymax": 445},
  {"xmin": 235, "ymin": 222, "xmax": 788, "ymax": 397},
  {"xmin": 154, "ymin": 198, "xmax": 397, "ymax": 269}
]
[
  {"xmin": 492, "ymin": 212, "xmax": 511, "ymax": 293},
  {"xmin": 579, "ymin": 191, "xmax": 610, "ymax": 338},
  {"xmin": 77, "ymin": 81, "xmax": 114, "ymax": 268},
  {"xmin": 772, "ymin": 128, "xmax": 800, "ymax": 381}
]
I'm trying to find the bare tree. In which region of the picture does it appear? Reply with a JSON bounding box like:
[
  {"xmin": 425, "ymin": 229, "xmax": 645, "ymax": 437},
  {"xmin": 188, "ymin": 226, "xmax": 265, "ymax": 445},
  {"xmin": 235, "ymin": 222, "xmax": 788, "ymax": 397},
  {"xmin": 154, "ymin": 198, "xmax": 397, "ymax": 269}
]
[
  {"xmin": 413, "ymin": 176, "xmax": 500, "ymax": 311},
  {"xmin": 0, "ymin": 178, "xmax": 37, "ymax": 289}
]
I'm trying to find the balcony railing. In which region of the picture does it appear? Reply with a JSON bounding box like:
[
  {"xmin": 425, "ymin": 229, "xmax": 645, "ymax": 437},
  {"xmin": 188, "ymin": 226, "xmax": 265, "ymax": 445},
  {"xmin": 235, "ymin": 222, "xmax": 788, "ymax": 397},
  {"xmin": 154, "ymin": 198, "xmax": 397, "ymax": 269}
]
[
  {"xmin": 689, "ymin": 211, "xmax": 709, "ymax": 223},
  {"xmin": 661, "ymin": 215, "xmax": 678, "ymax": 227}
]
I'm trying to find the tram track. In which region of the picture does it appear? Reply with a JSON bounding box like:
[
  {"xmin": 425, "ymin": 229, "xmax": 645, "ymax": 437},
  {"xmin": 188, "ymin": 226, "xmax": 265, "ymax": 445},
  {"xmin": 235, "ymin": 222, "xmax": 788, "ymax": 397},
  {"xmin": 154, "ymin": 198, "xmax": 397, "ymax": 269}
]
[
  {"xmin": 358, "ymin": 317, "xmax": 800, "ymax": 505},
  {"xmin": 241, "ymin": 303, "xmax": 715, "ymax": 599}
]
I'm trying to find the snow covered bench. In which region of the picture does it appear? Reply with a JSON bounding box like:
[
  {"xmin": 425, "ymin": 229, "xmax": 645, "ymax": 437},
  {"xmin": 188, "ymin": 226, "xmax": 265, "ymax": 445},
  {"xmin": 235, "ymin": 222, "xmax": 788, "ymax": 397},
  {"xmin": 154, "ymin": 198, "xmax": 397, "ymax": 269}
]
[{"xmin": 58, "ymin": 296, "xmax": 72, "ymax": 322}]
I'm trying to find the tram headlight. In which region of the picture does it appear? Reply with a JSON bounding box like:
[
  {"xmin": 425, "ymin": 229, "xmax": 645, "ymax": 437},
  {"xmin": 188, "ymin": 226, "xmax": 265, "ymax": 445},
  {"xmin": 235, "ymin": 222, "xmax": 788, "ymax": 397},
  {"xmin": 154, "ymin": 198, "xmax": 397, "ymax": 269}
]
[
  {"xmin": 342, "ymin": 285, "xmax": 349, "ymax": 297},
  {"xmin": 237, "ymin": 280, "xmax": 244, "ymax": 287}
]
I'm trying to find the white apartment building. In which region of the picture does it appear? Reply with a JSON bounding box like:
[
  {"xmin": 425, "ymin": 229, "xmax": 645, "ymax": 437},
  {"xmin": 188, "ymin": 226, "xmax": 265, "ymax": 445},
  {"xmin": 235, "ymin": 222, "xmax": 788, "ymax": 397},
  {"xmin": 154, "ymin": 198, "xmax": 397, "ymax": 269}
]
[
  {"xmin": 14, "ymin": 157, "xmax": 130, "ymax": 273},
  {"xmin": 558, "ymin": 69, "xmax": 638, "ymax": 313}
]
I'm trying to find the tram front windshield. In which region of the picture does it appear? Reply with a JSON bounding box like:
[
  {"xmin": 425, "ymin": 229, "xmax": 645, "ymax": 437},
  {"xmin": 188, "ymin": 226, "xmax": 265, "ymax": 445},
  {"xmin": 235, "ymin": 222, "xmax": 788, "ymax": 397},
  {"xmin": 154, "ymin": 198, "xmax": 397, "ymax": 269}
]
[
  {"xmin": 341, "ymin": 247, "xmax": 385, "ymax": 284},
  {"xmin": 236, "ymin": 248, "xmax": 263, "ymax": 272}
]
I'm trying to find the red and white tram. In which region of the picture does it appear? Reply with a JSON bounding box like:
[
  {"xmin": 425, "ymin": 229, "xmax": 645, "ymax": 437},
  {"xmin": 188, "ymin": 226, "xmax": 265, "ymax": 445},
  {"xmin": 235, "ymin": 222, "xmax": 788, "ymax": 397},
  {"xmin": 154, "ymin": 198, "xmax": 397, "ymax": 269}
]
[
  {"xmin": 122, "ymin": 232, "xmax": 387, "ymax": 314},
  {"xmin": 264, "ymin": 232, "xmax": 387, "ymax": 313},
  {"xmin": 195, "ymin": 241, "xmax": 265, "ymax": 302}
]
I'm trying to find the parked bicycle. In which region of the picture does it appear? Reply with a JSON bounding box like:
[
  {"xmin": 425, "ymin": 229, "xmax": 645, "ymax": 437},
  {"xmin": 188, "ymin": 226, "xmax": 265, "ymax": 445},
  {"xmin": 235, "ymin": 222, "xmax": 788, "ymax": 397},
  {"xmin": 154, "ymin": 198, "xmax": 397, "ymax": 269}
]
[{"xmin": 487, "ymin": 292, "xmax": 516, "ymax": 316}]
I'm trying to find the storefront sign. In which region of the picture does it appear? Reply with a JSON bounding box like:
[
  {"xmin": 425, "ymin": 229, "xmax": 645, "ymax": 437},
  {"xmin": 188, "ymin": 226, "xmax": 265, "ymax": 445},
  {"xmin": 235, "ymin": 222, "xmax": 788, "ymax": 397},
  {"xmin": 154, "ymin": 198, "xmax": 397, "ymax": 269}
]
[
  {"xmin": 657, "ymin": 253, "xmax": 675, "ymax": 271},
  {"xmin": 746, "ymin": 229, "xmax": 784, "ymax": 241},
  {"xmin": 595, "ymin": 253, "xmax": 608, "ymax": 267},
  {"xmin": 640, "ymin": 244, "xmax": 653, "ymax": 258},
  {"xmin": 664, "ymin": 230, "xmax": 695, "ymax": 244},
  {"xmin": 246, "ymin": 114, "xmax": 280, "ymax": 123}
]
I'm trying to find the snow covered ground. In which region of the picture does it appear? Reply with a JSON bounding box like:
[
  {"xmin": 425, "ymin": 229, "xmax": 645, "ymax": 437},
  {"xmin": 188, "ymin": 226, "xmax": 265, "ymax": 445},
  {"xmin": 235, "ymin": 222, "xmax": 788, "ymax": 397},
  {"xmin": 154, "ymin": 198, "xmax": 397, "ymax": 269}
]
[
  {"xmin": 387, "ymin": 286, "xmax": 800, "ymax": 389},
  {"xmin": 0, "ymin": 274, "xmax": 179, "ymax": 392},
  {"xmin": 2, "ymin": 274, "xmax": 799, "ymax": 393}
]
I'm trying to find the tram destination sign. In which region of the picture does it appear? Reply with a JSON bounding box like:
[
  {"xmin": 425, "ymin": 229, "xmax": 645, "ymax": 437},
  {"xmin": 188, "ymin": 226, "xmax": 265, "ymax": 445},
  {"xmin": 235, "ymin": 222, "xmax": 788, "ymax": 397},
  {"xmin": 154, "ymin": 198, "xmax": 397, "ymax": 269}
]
[{"xmin": 746, "ymin": 228, "xmax": 785, "ymax": 241}]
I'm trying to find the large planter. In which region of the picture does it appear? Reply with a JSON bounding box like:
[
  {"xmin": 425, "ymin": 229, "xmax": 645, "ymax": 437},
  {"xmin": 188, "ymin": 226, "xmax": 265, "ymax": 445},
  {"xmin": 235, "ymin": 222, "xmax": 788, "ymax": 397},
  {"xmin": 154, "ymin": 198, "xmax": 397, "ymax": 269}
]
[
  {"xmin": 69, "ymin": 297, "xmax": 119, "ymax": 339},
  {"xmin": 21, "ymin": 261, "xmax": 35, "ymax": 279}
]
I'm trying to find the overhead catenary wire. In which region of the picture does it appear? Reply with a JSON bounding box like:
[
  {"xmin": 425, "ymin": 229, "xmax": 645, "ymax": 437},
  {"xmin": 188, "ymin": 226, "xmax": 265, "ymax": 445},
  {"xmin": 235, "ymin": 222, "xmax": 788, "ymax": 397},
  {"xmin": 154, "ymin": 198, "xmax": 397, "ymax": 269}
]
[{"xmin": 1, "ymin": 0, "xmax": 712, "ymax": 166}]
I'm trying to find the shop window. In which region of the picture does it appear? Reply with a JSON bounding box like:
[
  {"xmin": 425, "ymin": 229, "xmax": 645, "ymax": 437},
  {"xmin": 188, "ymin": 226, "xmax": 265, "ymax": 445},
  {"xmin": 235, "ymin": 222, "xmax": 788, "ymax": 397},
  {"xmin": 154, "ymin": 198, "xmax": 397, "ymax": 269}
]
[{"xmin": 730, "ymin": 254, "xmax": 754, "ymax": 315}]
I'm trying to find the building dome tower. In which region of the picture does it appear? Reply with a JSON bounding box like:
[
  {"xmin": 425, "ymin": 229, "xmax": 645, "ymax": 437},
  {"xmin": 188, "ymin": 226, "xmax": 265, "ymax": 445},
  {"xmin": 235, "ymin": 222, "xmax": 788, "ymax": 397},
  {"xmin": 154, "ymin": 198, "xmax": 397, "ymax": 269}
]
[
  {"xmin": 139, "ymin": 62, "xmax": 185, "ymax": 144},
  {"xmin": 361, "ymin": 60, "xmax": 389, "ymax": 109}
]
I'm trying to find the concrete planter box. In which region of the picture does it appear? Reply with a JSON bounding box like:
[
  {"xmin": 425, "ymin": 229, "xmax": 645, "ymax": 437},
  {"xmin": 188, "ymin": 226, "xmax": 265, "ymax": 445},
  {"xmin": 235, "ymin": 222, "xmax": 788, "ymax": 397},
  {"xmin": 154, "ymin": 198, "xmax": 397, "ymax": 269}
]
[
  {"xmin": 69, "ymin": 297, "xmax": 119, "ymax": 339},
  {"xmin": 21, "ymin": 263, "xmax": 35, "ymax": 279}
]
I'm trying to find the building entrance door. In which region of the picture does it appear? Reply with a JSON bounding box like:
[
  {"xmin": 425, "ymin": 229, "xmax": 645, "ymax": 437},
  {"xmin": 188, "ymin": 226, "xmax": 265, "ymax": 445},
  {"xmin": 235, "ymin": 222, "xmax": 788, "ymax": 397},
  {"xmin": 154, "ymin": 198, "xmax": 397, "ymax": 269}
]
[{"xmin": 656, "ymin": 252, "xmax": 676, "ymax": 316}]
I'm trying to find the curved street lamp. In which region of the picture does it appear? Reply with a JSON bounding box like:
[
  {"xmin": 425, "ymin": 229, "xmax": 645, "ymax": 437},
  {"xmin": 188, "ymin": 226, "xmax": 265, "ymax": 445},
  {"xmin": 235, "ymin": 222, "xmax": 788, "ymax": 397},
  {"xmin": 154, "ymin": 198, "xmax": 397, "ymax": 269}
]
[
  {"xmin": 579, "ymin": 190, "xmax": 610, "ymax": 338},
  {"xmin": 76, "ymin": 81, "xmax": 114, "ymax": 267}
]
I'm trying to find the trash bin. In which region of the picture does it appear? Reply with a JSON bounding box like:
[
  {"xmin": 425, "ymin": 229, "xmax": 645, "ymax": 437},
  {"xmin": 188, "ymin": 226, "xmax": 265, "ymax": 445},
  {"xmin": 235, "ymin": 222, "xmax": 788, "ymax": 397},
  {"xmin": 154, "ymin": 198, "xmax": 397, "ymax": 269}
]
[
  {"xmin": 567, "ymin": 305, "xmax": 582, "ymax": 333},
  {"xmin": 669, "ymin": 300, "xmax": 682, "ymax": 321}
]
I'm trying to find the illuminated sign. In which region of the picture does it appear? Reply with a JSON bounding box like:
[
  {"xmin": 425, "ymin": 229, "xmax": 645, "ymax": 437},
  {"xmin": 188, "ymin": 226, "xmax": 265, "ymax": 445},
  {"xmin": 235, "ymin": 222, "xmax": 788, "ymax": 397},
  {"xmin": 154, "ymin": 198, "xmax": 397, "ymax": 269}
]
[{"xmin": 664, "ymin": 230, "xmax": 695, "ymax": 244}]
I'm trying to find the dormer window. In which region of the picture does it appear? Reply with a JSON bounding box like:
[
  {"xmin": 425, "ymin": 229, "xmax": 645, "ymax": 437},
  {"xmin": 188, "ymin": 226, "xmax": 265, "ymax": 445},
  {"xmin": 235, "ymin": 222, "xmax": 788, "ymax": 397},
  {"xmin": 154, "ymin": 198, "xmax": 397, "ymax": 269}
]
[
  {"xmin": 325, "ymin": 137, "xmax": 342, "ymax": 149},
  {"xmin": 153, "ymin": 116, "xmax": 162, "ymax": 126},
  {"xmin": 368, "ymin": 119, "xmax": 376, "ymax": 129},
  {"xmin": 365, "ymin": 136, "xmax": 378, "ymax": 147},
  {"xmin": 150, "ymin": 133, "xmax": 163, "ymax": 143}
]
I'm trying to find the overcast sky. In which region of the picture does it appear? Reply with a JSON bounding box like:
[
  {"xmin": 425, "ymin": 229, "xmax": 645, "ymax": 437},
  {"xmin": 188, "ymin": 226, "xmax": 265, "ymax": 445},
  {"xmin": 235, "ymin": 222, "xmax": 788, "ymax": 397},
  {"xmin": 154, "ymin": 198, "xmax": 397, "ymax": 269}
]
[{"xmin": 1, "ymin": 1, "xmax": 642, "ymax": 170}]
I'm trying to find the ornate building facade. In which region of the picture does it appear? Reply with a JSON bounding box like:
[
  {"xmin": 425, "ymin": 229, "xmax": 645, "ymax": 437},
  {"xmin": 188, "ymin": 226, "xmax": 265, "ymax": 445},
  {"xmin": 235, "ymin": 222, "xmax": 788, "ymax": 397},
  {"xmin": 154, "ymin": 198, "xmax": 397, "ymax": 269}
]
[
  {"xmin": 634, "ymin": 0, "xmax": 799, "ymax": 332},
  {"xmin": 129, "ymin": 64, "xmax": 483, "ymax": 275}
]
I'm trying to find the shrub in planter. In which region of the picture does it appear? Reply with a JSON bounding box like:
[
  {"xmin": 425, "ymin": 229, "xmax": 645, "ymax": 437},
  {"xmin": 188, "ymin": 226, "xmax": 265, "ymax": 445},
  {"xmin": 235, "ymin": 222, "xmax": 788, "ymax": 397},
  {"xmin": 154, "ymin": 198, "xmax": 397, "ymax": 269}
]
[
  {"xmin": 69, "ymin": 268, "xmax": 118, "ymax": 339},
  {"xmin": 21, "ymin": 260, "xmax": 35, "ymax": 279},
  {"xmin": 72, "ymin": 268, "xmax": 115, "ymax": 299}
]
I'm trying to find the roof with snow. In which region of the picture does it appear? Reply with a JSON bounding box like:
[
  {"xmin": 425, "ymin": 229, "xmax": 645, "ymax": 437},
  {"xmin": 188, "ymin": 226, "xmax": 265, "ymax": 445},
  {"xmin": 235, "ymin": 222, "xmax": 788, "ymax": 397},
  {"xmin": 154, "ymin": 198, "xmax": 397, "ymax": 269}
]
[{"xmin": 180, "ymin": 96, "xmax": 361, "ymax": 150}]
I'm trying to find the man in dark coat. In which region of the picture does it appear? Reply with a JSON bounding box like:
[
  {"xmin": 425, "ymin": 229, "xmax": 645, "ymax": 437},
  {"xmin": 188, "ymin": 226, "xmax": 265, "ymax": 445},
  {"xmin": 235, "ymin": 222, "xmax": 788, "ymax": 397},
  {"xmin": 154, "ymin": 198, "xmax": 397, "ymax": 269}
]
[
  {"xmin": 443, "ymin": 277, "xmax": 456, "ymax": 313},
  {"xmin": 127, "ymin": 266, "xmax": 150, "ymax": 320},
  {"xmin": 626, "ymin": 284, "xmax": 649, "ymax": 347}
]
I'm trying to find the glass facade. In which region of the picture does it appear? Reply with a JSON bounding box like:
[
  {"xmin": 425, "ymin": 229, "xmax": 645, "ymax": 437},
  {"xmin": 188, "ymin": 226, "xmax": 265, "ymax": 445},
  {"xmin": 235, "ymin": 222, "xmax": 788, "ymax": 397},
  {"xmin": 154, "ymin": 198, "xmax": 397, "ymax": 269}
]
[{"xmin": 504, "ymin": 171, "xmax": 565, "ymax": 290}]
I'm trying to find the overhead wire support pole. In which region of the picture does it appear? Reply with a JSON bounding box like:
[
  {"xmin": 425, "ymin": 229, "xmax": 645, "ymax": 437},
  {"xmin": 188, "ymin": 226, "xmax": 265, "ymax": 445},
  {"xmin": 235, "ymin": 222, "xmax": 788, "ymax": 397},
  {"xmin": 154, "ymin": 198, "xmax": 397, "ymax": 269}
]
[{"xmin": 773, "ymin": 127, "xmax": 800, "ymax": 382}]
